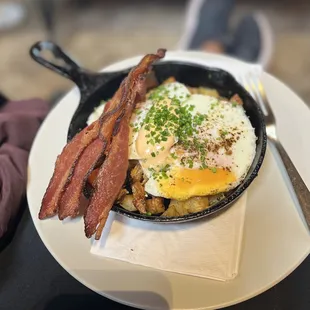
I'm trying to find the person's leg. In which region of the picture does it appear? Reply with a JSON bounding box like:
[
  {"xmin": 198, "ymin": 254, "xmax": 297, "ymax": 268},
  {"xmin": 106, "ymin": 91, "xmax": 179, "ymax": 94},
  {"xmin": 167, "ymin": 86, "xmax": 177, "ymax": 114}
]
[
  {"xmin": 179, "ymin": 0, "xmax": 273, "ymax": 68},
  {"xmin": 178, "ymin": 0, "xmax": 234, "ymax": 53},
  {"xmin": 227, "ymin": 13, "xmax": 273, "ymax": 68}
]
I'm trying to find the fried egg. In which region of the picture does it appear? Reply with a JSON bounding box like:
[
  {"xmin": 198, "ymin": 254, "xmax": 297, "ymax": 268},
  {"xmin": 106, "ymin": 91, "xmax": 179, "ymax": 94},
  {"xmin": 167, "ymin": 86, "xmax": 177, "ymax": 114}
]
[
  {"xmin": 148, "ymin": 96, "xmax": 255, "ymax": 199},
  {"xmin": 87, "ymin": 82, "xmax": 257, "ymax": 201},
  {"xmin": 128, "ymin": 82, "xmax": 190, "ymax": 160},
  {"xmin": 131, "ymin": 88, "xmax": 256, "ymax": 200}
]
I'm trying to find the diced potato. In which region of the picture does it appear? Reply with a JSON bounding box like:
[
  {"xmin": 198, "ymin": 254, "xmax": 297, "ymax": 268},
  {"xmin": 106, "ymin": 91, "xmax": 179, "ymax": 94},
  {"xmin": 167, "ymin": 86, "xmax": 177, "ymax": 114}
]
[
  {"xmin": 197, "ymin": 87, "xmax": 220, "ymax": 98},
  {"xmin": 132, "ymin": 182, "xmax": 147, "ymax": 214},
  {"xmin": 230, "ymin": 94, "xmax": 243, "ymax": 105},
  {"xmin": 162, "ymin": 76, "xmax": 176, "ymax": 84},
  {"xmin": 146, "ymin": 197, "xmax": 165, "ymax": 214},
  {"xmin": 187, "ymin": 86, "xmax": 198, "ymax": 94},
  {"xmin": 130, "ymin": 163, "xmax": 144, "ymax": 183},
  {"xmin": 187, "ymin": 86, "xmax": 220, "ymax": 98},
  {"xmin": 119, "ymin": 195, "xmax": 138, "ymax": 212},
  {"xmin": 162, "ymin": 196, "xmax": 209, "ymax": 217},
  {"xmin": 117, "ymin": 188, "xmax": 129, "ymax": 202},
  {"xmin": 128, "ymin": 160, "xmax": 139, "ymax": 171}
]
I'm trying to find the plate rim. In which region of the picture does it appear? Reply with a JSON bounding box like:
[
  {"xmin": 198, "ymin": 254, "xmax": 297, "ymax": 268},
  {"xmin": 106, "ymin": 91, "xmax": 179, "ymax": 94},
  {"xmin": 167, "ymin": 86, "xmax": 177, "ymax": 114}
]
[{"xmin": 27, "ymin": 51, "xmax": 310, "ymax": 310}]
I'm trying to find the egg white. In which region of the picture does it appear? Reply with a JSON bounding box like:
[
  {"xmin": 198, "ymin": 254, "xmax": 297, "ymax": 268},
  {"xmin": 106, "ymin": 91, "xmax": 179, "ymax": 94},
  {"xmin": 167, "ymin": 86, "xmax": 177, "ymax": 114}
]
[
  {"xmin": 86, "ymin": 83, "xmax": 257, "ymax": 201},
  {"xmin": 143, "ymin": 94, "xmax": 257, "ymax": 199},
  {"xmin": 128, "ymin": 82, "xmax": 190, "ymax": 159}
]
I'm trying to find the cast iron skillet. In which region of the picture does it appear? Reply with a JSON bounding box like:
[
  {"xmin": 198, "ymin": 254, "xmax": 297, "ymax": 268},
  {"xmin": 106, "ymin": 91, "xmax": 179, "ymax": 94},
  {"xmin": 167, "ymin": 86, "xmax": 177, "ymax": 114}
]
[{"xmin": 30, "ymin": 41, "xmax": 267, "ymax": 223}]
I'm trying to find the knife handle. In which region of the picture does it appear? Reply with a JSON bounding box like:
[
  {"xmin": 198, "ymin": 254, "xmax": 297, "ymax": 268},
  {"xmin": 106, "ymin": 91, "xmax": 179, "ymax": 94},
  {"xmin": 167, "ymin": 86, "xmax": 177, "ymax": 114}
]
[{"xmin": 274, "ymin": 141, "xmax": 310, "ymax": 230}]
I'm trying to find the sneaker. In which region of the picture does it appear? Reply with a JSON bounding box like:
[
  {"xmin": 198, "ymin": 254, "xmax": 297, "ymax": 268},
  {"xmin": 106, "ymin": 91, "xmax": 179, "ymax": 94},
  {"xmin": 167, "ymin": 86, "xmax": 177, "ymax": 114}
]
[
  {"xmin": 178, "ymin": 0, "xmax": 235, "ymax": 50},
  {"xmin": 228, "ymin": 13, "xmax": 273, "ymax": 68},
  {"xmin": 178, "ymin": 0, "xmax": 273, "ymax": 68}
]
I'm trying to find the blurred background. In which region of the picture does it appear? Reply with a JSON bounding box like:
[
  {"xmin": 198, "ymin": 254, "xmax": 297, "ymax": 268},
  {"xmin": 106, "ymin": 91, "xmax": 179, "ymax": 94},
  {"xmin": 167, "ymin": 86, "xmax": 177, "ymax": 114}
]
[{"xmin": 0, "ymin": 0, "xmax": 309, "ymax": 105}]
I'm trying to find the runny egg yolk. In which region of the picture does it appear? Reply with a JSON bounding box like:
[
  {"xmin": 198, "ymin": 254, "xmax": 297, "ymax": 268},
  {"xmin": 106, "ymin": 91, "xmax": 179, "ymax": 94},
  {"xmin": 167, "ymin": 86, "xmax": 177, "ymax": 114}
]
[{"xmin": 159, "ymin": 167, "xmax": 236, "ymax": 200}]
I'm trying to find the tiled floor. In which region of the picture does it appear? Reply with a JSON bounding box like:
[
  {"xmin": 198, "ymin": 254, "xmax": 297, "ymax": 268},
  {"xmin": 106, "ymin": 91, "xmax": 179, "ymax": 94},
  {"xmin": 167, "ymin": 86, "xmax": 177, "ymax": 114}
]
[{"xmin": 0, "ymin": 0, "xmax": 309, "ymax": 106}]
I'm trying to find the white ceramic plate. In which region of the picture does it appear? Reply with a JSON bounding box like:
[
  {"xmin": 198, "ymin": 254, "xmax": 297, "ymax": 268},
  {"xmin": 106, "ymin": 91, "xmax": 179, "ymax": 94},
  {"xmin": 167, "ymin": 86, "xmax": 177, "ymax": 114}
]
[{"xmin": 27, "ymin": 52, "xmax": 310, "ymax": 310}]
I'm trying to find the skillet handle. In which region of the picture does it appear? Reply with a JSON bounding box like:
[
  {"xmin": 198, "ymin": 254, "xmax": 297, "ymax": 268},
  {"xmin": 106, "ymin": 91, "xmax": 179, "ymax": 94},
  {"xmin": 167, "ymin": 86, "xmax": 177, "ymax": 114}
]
[{"xmin": 29, "ymin": 41, "xmax": 109, "ymax": 95}]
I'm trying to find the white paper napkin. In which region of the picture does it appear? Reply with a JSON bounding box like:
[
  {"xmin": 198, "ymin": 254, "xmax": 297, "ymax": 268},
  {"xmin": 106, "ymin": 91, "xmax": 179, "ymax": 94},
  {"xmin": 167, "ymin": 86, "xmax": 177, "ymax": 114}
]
[{"xmin": 91, "ymin": 193, "xmax": 247, "ymax": 281}]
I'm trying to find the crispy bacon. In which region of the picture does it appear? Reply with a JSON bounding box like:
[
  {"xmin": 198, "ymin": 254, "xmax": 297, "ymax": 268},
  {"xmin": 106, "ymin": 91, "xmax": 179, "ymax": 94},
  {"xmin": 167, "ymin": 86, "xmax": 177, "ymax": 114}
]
[
  {"xmin": 87, "ymin": 168, "xmax": 99, "ymax": 188},
  {"xmin": 84, "ymin": 50, "xmax": 165, "ymax": 239},
  {"xmin": 58, "ymin": 138, "xmax": 103, "ymax": 219},
  {"xmin": 58, "ymin": 51, "xmax": 164, "ymax": 221},
  {"xmin": 39, "ymin": 48, "xmax": 166, "ymax": 239},
  {"xmin": 58, "ymin": 87, "xmax": 124, "ymax": 220},
  {"xmin": 103, "ymin": 100, "xmax": 111, "ymax": 113},
  {"xmin": 84, "ymin": 105, "xmax": 133, "ymax": 238},
  {"xmin": 39, "ymin": 120, "xmax": 101, "ymax": 219},
  {"xmin": 39, "ymin": 85, "xmax": 124, "ymax": 220}
]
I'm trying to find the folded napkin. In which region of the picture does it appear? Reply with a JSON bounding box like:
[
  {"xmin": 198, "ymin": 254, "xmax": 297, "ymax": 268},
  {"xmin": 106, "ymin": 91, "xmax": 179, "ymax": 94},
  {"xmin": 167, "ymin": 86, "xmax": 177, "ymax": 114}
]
[
  {"xmin": 0, "ymin": 98, "xmax": 49, "ymax": 238},
  {"xmin": 91, "ymin": 193, "xmax": 247, "ymax": 281}
]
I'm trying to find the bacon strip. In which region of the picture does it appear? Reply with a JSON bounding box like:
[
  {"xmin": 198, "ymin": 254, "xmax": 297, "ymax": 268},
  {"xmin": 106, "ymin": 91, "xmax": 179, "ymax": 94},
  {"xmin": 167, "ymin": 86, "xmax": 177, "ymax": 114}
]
[
  {"xmin": 84, "ymin": 49, "xmax": 165, "ymax": 239},
  {"xmin": 57, "ymin": 51, "xmax": 164, "ymax": 220},
  {"xmin": 84, "ymin": 105, "xmax": 133, "ymax": 239},
  {"xmin": 58, "ymin": 88, "xmax": 124, "ymax": 219},
  {"xmin": 58, "ymin": 138, "xmax": 103, "ymax": 219},
  {"xmin": 39, "ymin": 120, "xmax": 100, "ymax": 219},
  {"xmin": 39, "ymin": 49, "xmax": 166, "ymax": 234},
  {"xmin": 39, "ymin": 92, "xmax": 125, "ymax": 219},
  {"xmin": 103, "ymin": 100, "xmax": 111, "ymax": 113}
]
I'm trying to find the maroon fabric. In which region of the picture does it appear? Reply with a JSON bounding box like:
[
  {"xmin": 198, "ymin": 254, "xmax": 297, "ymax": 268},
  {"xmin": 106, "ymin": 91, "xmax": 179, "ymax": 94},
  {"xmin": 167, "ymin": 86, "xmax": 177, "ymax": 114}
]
[{"xmin": 0, "ymin": 99, "xmax": 49, "ymax": 238}]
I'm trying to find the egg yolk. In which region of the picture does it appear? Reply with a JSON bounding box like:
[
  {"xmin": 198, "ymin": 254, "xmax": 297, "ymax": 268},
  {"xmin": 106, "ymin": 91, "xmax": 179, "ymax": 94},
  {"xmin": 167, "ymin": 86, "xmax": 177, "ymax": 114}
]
[{"xmin": 159, "ymin": 167, "xmax": 236, "ymax": 200}]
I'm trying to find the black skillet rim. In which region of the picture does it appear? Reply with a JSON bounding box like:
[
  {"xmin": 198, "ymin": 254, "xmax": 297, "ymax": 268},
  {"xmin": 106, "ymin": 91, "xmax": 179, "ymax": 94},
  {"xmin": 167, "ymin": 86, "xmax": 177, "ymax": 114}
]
[{"xmin": 76, "ymin": 60, "xmax": 267, "ymax": 223}]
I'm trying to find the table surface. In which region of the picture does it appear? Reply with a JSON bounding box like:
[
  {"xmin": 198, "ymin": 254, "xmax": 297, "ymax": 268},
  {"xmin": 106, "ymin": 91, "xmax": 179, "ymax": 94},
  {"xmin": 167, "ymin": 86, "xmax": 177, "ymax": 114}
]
[{"xmin": 1, "ymin": 207, "xmax": 309, "ymax": 310}]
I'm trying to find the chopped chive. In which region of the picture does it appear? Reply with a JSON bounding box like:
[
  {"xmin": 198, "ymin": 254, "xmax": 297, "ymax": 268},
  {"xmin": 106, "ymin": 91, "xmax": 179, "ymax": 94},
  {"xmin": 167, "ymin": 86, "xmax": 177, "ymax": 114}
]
[
  {"xmin": 171, "ymin": 153, "xmax": 178, "ymax": 159},
  {"xmin": 210, "ymin": 167, "xmax": 217, "ymax": 173}
]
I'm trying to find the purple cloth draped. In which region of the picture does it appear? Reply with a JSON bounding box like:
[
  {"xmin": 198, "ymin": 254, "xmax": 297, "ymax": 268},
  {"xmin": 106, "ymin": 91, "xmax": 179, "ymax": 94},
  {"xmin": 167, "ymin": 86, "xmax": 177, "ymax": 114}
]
[{"xmin": 0, "ymin": 99, "xmax": 49, "ymax": 238}]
